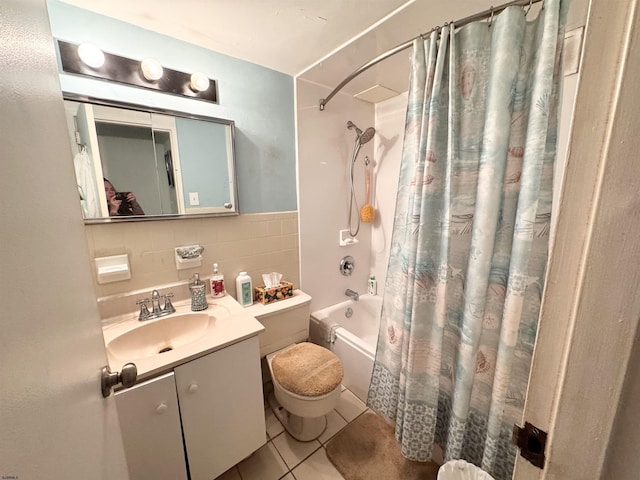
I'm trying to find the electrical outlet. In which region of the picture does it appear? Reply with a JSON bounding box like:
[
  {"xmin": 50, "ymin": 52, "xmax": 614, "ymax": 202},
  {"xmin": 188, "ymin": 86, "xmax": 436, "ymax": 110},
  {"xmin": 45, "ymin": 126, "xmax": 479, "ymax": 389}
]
[{"xmin": 189, "ymin": 192, "xmax": 200, "ymax": 206}]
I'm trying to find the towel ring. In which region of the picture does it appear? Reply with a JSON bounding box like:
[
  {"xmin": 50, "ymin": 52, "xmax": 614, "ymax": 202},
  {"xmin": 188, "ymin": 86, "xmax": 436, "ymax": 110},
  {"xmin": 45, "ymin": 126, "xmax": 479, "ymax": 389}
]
[{"xmin": 488, "ymin": 6, "xmax": 494, "ymax": 27}]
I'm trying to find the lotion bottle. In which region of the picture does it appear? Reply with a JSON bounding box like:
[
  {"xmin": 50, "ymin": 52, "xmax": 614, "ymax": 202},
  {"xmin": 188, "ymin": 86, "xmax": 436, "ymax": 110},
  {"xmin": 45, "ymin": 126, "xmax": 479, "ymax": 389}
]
[
  {"xmin": 235, "ymin": 271, "xmax": 253, "ymax": 307},
  {"xmin": 210, "ymin": 263, "xmax": 226, "ymax": 298}
]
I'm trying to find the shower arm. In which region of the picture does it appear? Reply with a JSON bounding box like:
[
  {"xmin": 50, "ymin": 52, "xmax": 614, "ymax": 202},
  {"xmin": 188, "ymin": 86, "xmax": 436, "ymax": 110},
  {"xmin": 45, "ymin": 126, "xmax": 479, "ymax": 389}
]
[{"xmin": 318, "ymin": 0, "xmax": 542, "ymax": 111}]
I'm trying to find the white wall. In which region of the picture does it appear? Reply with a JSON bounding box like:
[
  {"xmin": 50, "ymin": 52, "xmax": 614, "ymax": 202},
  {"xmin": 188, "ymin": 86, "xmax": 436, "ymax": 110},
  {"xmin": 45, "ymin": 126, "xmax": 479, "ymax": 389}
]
[
  {"xmin": 369, "ymin": 93, "xmax": 406, "ymax": 298},
  {"xmin": 296, "ymin": 79, "xmax": 374, "ymax": 312}
]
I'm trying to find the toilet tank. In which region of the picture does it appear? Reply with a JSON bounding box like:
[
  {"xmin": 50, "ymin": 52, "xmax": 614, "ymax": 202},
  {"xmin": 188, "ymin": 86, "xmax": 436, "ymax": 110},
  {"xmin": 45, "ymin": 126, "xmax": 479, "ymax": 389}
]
[{"xmin": 243, "ymin": 290, "xmax": 311, "ymax": 357}]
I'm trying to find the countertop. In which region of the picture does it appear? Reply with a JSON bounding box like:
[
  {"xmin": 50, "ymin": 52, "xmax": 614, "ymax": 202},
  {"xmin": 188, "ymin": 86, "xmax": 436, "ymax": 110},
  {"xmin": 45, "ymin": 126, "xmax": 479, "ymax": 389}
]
[{"xmin": 102, "ymin": 293, "xmax": 265, "ymax": 383}]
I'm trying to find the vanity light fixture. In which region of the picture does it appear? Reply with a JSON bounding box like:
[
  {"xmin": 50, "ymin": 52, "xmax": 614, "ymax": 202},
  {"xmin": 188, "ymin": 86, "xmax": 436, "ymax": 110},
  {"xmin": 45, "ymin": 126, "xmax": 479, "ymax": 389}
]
[
  {"xmin": 190, "ymin": 72, "xmax": 210, "ymax": 92},
  {"xmin": 77, "ymin": 42, "xmax": 105, "ymax": 69},
  {"xmin": 57, "ymin": 40, "xmax": 218, "ymax": 104},
  {"xmin": 140, "ymin": 58, "xmax": 164, "ymax": 81}
]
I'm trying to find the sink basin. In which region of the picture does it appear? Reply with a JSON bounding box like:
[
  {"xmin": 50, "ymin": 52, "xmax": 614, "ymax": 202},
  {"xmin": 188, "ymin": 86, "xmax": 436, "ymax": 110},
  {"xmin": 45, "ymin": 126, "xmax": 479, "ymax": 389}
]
[{"xmin": 107, "ymin": 313, "xmax": 212, "ymax": 360}]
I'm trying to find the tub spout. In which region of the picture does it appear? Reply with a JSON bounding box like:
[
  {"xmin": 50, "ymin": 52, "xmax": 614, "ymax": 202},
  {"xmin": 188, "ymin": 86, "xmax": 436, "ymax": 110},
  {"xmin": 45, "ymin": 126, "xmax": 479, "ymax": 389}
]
[{"xmin": 345, "ymin": 289, "xmax": 359, "ymax": 301}]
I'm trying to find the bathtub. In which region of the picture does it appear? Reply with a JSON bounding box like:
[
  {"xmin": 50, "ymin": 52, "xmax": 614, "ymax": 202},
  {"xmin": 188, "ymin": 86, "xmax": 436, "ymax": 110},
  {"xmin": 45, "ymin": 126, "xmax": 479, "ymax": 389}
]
[{"xmin": 309, "ymin": 294, "xmax": 382, "ymax": 403}]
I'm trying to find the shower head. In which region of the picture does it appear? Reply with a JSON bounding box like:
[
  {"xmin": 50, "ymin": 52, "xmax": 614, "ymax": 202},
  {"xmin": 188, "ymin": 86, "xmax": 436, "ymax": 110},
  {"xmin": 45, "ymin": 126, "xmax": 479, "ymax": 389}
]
[
  {"xmin": 359, "ymin": 127, "xmax": 375, "ymax": 145},
  {"xmin": 347, "ymin": 121, "xmax": 376, "ymax": 145}
]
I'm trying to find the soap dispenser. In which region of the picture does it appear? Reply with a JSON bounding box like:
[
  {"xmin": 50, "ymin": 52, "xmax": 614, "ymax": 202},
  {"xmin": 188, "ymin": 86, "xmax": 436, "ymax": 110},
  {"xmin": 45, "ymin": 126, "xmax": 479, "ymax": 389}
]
[
  {"xmin": 210, "ymin": 263, "xmax": 226, "ymax": 298},
  {"xmin": 190, "ymin": 273, "xmax": 208, "ymax": 311}
]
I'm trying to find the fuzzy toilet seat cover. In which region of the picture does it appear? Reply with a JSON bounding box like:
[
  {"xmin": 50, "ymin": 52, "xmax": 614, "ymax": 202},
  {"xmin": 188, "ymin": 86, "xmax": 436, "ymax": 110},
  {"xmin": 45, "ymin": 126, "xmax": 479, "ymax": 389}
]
[{"xmin": 271, "ymin": 342, "xmax": 344, "ymax": 397}]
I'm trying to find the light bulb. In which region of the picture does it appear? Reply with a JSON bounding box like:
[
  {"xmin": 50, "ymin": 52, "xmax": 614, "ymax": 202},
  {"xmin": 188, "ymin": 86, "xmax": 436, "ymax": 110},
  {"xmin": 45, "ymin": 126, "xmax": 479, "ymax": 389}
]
[
  {"xmin": 141, "ymin": 58, "xmax": 163, "ymax": 81},
  {"xmin": 190, "ymin": 72, "xmax": 210, "ymax": 92},
  {"xmin": 77, "ymin": 43, "xmax": 105, "ymax": 69}
]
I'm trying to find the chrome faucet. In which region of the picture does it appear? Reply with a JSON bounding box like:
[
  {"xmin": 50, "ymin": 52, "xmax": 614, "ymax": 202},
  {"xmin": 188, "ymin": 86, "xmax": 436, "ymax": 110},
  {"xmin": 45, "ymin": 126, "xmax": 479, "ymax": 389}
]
[
  {"xmin": 137, "ymin": 290, "xmax": 176, "ymax": 321},
  {"xmin": 345, "ymin": 288, "xmax": 359, "ymax": 301},
  {"xmin": 151, "ymin": 290, "xmax": 162, "ymax": 314}
]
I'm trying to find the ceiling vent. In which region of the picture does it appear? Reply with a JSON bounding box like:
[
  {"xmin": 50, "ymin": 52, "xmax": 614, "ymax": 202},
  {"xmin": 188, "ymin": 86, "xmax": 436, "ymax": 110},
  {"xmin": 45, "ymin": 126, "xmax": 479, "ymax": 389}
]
[{"xmin": 354, "ymin": 84, "xmax": 400, "ymax": 104}]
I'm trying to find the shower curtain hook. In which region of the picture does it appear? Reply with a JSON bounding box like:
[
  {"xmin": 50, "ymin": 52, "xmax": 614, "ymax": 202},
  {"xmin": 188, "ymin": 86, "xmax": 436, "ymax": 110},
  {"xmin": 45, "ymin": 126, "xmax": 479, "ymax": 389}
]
[
  {"xmin": 488, "ymin": 6, "xmax": 494, "ymax": 27},
  {"xmin": 525, "ymin": 0, "xmax": 533, "ymax": 15}
]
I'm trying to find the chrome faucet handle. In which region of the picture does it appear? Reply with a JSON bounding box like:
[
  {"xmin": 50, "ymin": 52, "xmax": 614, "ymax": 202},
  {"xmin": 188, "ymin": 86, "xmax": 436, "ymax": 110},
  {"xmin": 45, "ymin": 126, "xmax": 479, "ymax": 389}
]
[
  {"xmin": 162, "ymin": 293, "xmax": 175, "ymax": 314},
  {"xmin": 136, "ymin": 298, "xmax": 150, "ymax": 320}
]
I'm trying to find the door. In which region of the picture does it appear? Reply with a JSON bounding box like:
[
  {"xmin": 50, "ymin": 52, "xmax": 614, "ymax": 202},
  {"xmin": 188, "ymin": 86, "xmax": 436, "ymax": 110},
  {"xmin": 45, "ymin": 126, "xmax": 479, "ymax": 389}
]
[{"xmin": 0, "ymin": 1, "xmax": 129, "ymax": 479}]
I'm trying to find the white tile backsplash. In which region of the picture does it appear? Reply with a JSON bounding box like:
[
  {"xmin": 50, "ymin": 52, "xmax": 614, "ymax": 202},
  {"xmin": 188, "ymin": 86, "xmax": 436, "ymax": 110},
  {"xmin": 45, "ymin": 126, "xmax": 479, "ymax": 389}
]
[{"xmin": 87, "ymin": 212, "xmax": 301, "ymax": 308}]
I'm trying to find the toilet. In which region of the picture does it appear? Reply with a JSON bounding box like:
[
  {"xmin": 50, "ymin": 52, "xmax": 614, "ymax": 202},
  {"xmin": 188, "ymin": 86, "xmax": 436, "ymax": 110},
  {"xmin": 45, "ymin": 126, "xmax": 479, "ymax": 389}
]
[
  {"xmin": 246, "ymin": 290, "xmax": 344, "ymax": 441},
  {"xmin": 267, "ymin": 342, "xmax": 343, "ymax": 441}
]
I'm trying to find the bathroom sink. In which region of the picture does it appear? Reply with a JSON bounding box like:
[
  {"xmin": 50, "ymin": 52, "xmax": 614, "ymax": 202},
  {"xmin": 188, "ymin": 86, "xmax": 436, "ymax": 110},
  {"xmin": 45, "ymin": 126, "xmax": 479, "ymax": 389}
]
[{"xmin": 107, "ymin": 313, "xmax": 212, "ymax": 360}]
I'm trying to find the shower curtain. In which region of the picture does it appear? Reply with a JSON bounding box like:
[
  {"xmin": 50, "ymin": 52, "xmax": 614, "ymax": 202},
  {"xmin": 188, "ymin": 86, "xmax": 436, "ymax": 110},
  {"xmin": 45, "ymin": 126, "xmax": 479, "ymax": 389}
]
[{"xmin": 367, "ymin": 2, "xmax": 567, "ymax": 479}]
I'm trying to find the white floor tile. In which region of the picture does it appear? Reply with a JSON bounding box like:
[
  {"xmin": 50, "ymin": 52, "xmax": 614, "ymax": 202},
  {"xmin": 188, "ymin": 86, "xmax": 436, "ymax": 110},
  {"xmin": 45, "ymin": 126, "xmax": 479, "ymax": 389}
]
[
  {"xmin": 335, "ymin": 388, "xmax": 367, "ymax": 423},
  {"xmin": 318, "ymin": 410, "xmax": 348, "ymax": 445},
  {"xmin": 265, "ymin": 406, "xmax": 285, "ymax": 439},
  {"xmin": 292, "ymin": 448, "xmax": 346, "ymax": 480},
  {"xmin": 271, "ymin": 431, "xmax": 322, "ymax": 470},
  {"xmin": 214, "ymin": 466, "xmax": 241, "ymax": 480},
  {"xmin": 237, "ymin": 441, "xmax": 289, "ymax": 480}
]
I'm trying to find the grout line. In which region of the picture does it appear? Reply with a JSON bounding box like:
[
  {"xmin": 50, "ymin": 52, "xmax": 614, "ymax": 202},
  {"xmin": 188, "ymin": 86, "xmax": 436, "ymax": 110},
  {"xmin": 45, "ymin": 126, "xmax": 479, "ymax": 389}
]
[
  {"xmin": 249, "ymin": 388, "xmax": 369, "ymax": 480},
  {"xmin": 269, "ymin": 436, "xmax": 291, "ymax": 478},
  {"xmin": 334, "ymin": 407, "xmax": 349, "ymax": 424},
  {"xmin": 276, "ymin": 434, "xmax": 323, "ymax": 471}
]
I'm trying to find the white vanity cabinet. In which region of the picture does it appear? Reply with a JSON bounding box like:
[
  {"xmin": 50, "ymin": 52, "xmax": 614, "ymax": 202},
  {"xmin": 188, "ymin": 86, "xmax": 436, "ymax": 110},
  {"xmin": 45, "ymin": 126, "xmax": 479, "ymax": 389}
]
[
  {"xmin": 174, "ymin": 335, "xmax": 267, "ymax": 480},
  {"xmin": 115, "ymin": 372, "xmax": 188, "ymax": 480},
  {"xmin": 115, "ymin": 335, "xmax": 266, "ymax": 480}
]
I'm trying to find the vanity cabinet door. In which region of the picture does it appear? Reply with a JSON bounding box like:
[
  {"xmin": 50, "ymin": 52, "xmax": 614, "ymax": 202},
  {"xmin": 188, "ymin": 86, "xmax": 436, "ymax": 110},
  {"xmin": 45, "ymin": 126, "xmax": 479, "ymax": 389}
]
[
  {"xmin": 175, "ymin": 336, "xmax": 266, "ymax": 480},
  {"xmin": 114, "ymin": 372, "xmax": 188, "ymax": 480}
]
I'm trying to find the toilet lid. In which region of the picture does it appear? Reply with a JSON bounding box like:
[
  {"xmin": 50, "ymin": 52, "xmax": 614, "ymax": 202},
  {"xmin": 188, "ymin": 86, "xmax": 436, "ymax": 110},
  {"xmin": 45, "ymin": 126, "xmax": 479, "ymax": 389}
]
[{"xmin": 271, "ymin": 342, "xmax": 344, "ymax": 397}]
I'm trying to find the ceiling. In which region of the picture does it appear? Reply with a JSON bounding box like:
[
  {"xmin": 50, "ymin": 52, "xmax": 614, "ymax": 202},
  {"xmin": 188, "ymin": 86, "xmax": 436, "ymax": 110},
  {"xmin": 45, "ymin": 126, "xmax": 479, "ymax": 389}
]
[
  {"xmin": 58, "ymin": 1, "xmax": 585, "ymax": 105},
  {"xmin": 59, "ymin": 0, "xmax": 413, "ymax": 76}
]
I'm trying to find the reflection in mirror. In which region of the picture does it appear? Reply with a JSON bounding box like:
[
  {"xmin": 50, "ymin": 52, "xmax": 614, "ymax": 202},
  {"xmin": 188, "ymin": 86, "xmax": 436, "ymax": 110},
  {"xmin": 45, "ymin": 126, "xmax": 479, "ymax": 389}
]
[{"xmin": 63, "ymin": 96, "xmax": 238, "ymax": 222}]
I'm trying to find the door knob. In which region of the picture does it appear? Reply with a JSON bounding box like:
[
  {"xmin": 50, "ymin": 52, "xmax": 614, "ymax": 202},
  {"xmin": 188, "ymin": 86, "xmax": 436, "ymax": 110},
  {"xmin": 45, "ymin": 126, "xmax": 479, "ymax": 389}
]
[
  {"xmin": 101, "ymin": 363, "xmax": 137, "ymax": 398},
  {"xmin": 188, "ymin": 383, "xmax": 199, "ymax": 394}
]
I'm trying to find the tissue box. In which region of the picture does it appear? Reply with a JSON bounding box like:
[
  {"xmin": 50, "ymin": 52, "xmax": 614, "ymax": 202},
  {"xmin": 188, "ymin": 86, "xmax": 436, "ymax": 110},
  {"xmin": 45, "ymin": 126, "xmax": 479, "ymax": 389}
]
[{"xmin": 254, "ymin": 280, "xmax": 294, "ymax": 304}]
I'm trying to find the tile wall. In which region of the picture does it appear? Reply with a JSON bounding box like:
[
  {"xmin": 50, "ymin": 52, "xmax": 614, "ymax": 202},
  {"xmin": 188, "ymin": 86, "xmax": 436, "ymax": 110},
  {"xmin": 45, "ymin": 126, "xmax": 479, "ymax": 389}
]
[{"xmin": 85, "ymin": 212, "xmax": 300, "ymax": 315}]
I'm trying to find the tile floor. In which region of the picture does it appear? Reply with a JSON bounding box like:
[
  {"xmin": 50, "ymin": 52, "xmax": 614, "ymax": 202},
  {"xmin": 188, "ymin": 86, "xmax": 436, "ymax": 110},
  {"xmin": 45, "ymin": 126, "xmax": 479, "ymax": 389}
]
[{"xmin": 215, "ymin": 386, "xmax": 369, "ymax": 480}]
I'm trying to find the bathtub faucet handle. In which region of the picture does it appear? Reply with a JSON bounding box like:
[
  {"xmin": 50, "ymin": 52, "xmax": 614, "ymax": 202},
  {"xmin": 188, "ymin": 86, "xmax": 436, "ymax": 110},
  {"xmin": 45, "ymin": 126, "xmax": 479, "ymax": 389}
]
[{"xmin": 345, "ymin": 289, "xmax": 359, "ymax": 301}]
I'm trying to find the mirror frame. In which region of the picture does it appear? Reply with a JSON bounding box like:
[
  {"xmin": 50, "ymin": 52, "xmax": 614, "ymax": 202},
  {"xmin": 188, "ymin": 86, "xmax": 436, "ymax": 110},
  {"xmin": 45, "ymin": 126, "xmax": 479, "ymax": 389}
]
[{"xmin": 63, "ymin": 92, "xmax": 239, "ymax": 223}]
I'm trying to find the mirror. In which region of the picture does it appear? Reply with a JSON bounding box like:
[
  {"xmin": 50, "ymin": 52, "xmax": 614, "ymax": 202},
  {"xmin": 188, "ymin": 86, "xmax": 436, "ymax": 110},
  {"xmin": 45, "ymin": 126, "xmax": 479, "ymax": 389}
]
[{"xmin": 63, "ymin": 95, "xmax": 238, "ymax": 222}]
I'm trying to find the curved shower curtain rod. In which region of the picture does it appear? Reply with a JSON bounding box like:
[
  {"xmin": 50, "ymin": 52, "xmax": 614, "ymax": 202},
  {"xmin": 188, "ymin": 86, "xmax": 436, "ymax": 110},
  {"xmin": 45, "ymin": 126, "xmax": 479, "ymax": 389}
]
[{"xmin": 318, "ymin": 0, "xmax": 544, "ymax": 111}]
